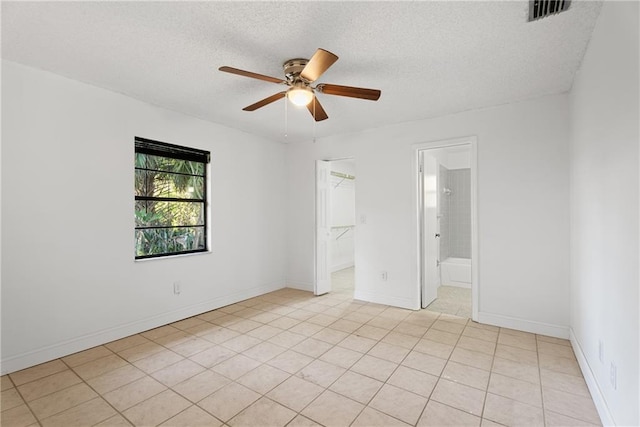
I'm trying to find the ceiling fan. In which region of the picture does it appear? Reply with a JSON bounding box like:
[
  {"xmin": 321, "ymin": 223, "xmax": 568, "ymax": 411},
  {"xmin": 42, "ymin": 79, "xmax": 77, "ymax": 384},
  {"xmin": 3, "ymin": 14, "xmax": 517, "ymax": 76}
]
[{"xmin": 219, "ymin": 48, "xmax": 381, "ymax": 122}]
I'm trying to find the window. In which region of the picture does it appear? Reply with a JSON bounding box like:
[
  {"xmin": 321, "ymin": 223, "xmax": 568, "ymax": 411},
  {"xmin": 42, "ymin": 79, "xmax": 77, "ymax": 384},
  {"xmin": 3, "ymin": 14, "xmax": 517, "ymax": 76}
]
[{"xmin": 134, "ymin": 137, "xmax": 210, "ymax": 259}]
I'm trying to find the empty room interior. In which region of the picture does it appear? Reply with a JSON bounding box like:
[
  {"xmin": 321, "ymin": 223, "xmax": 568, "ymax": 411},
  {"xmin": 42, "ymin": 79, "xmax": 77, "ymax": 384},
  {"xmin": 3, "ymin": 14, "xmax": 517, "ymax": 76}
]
[{"xmin": 1, "ymin": 1, "xmax": 639, "ymax": 426}]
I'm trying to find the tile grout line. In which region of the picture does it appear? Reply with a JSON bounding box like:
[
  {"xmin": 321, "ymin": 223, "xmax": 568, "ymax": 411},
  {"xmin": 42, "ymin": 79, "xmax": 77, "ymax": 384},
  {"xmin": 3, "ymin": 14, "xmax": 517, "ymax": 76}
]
[
  {"xmin": 337, "ymin": 304, "xmax": 494, "ymax": 425},
  {"xmin": 264, "ymin": 301, "xmax": 414, "ymax": 425},
  {"xmin": 346, "ymin": 310, "xmax": 439, "ymax": 426},
  {"xmin": 537, "ymin": 334, "xmax": 548, "ymax": 427},
  {"xmin": 253, "ymin": 291, "xmax": 363, "ymax": 425},
  {"xmin": 480, "ymin": 329, "xmax": 499, "ymax": 425},
  {"xmin": 414, "ymin": 315, "xmax": 495, "ymax": 426},
  {"xmin": 281, "ymin": 314, "xmax": 392, "ymax": 425},
  {"xmin": 24, "ymin": 356, "xmax": 116, "ymax": 426},
  {"xmin": 5, "ymin": 374, "xmax": 43, "ymax": 427},
  {"xmin": 106, "ymin": 309, "xmax": 275, "ymax": 426},
  {"xmin": 60, "ymin": 353, "xmax": 135, "ymax": 427},
  {"xmin": 199, "ymin": 292, "xmax": 361, "ymax": 424},
  {"xmin": 410, "ymin": 311, "xmax": 452, "ymax": 427},
  {"xmin": 290, "ymin": 288, "xmax": 480, "ymax": 425}
]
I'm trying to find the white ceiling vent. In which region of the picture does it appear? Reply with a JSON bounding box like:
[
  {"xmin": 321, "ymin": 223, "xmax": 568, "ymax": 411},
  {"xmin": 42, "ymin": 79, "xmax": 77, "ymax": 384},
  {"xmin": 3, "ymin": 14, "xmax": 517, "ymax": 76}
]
[{"xmin": 529, "ymin": 0, "xmax": 571, "ymax": 21}]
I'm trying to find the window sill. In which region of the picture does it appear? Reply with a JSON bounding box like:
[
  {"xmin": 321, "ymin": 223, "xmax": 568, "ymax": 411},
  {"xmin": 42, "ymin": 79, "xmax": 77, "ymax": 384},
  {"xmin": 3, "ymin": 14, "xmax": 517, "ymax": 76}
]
[{"xmin": 134, "ymin": 250, "xmax": 211, "ymax": 262}]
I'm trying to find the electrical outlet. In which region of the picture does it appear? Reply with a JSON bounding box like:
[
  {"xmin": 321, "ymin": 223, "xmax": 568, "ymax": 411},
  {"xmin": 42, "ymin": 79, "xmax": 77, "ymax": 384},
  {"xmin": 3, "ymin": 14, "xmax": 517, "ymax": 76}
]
[
  {"xmin": 360, "ymin": 214, "xmax": 367, "ymax": 224},
  {"xmin": 173, "ymin": 281, "xmax": 181, "ymax": 295},
  {"xmin": 599, "ymin": 340, "xmax": 604, "ymax": 363},
  {"xmin": 610, "ymin": 362, "xmax": 617, "ymax": 390},
  {"xmin": 380, "ymin": 271, "xmax": 388, "ymax": 281}
]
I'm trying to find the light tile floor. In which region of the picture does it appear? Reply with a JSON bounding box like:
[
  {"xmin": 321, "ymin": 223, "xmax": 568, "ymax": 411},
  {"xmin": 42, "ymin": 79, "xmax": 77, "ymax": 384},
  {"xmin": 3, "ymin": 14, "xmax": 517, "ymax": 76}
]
[
  {"xmin": 426, "ymin": 286, "xmax": 472, "ymax": 319},
  {"xmin": 2, "ymin": 274, "xmax": 601, "ymax": 427},
  {"xmin": 331, "ymin": 267, "xmax": 356, "ymax": 294}
]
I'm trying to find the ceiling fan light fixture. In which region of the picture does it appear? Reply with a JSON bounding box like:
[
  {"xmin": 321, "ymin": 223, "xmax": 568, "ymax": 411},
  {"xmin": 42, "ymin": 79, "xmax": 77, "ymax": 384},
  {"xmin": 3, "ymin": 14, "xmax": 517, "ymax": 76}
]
[{"xmin": 287, "ymin": 85, "xmax": 314, "ymax": 107}]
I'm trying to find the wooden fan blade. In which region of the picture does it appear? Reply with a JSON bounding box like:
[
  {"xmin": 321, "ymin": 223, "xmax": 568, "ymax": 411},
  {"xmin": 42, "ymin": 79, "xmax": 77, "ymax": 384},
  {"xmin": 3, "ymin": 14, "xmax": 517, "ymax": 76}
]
[
  {"xmin": 300, "ymin": 49, "xmax": 339, "ymax": 83},
  {"xmin": 219, "ymin": 66, "xmax": 285, "ymax": 84},
  {"xmin": 307, "ymin": 96, "xmax": 329, "ymax": 121},
  {"xmin": 316, "ymin": 83, "xmax": 381, "ymax": 101},
  {"xmin": 243, "ymin": 92, "xmax": 286, "ymax": 111}
]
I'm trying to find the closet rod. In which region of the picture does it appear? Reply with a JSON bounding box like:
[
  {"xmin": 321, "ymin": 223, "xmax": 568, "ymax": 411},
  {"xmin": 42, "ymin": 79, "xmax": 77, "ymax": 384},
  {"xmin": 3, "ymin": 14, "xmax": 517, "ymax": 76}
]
[{"xmin": 330, "ymin": 171, "xmax": 355, "ymax": 180}]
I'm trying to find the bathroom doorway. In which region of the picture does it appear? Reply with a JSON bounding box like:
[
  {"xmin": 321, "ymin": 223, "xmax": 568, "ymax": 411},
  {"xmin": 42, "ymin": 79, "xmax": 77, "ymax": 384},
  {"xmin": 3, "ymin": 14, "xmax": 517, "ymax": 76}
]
[{"xmin": 416, "ymin": 137, "xmax": 478, "ymax": 320}]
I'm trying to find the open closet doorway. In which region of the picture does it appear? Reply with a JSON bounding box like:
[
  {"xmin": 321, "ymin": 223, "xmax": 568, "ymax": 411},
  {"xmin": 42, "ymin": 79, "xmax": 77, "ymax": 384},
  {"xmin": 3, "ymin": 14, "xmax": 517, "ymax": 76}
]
[
  {"xmin": 315, "ymin": 159, "xmax": 356, "ymax": 296},
  {"xmin": 416, "ymin": 137, "xmax": 478, "ymax": 320}
]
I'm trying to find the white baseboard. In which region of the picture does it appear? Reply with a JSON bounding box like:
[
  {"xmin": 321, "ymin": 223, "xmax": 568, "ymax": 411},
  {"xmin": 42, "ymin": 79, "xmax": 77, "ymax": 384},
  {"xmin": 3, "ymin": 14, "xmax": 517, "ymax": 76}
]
[
  {"xmin": 286, "ymin": 281, "xmax": 313, "ymax": 292},
  {"xmin": 1, "ymin": 281, "xmax": 285, "ymax": 375},
  {"xmin": 353, "ymin": 290, "xmax": 420, "ymax": 310},
  {"xmin": 477, "ymin": 311, "xmax": 569, "ymax": 339},
  {"xmin": 331, "ymin": 262, "xmax": 354, "ymax": 273},
  {"xmin": 570, "ymin": 328, "xmax": 613, "ymax": 426}
]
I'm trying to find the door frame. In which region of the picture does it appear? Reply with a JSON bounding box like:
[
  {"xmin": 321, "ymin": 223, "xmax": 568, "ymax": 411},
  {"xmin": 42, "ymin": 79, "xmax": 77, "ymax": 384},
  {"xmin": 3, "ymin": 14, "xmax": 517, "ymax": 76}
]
[{"xmin": 413, "ymin": 136, "xmax": 479, "ymax": 321}]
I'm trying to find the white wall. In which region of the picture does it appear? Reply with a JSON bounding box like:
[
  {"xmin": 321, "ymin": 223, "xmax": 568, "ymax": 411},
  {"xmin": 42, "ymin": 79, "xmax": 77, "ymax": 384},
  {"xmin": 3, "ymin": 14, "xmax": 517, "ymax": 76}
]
[
  {"xmin": 286, "ymin": 94, "xmax": 571, "ymax": 336},
  {"xmin": 1, "ymin": 61, "xmax": 287, "ymax": 373},
  {"xmin": 568, "ymin": 2, "xmax": 639, "ymax": 425},
  {"xmin": 330, "ymin": 160, "xmax": 355, "ymax": 272}
]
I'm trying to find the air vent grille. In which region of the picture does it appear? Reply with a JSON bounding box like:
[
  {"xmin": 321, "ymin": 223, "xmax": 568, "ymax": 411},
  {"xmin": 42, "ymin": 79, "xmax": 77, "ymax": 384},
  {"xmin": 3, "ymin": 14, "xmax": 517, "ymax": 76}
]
[{"xmin": 529, "ymin": 0, "xmax": 571, "ymax": 21}]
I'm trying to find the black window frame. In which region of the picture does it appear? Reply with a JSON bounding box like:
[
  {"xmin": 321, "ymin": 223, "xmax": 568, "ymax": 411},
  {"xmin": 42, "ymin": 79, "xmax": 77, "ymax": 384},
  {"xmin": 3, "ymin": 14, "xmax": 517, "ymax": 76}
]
[{"xmin": 134, "ymin": 136, "xmax": 210, "ymax": 260}]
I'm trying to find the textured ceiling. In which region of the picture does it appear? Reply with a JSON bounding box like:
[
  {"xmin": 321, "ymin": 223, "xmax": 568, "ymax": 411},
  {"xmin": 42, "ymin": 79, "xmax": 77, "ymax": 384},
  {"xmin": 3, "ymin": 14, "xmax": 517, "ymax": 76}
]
[{"xmin": 1, "ymin": 1, "xmax": 602, "ymax": 143}]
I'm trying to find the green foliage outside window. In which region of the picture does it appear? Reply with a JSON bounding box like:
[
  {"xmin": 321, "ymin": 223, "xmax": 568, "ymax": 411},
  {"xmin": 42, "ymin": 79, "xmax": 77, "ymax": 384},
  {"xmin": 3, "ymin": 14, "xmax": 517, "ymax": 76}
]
[{"xmin": 134, "ymin": 139, "xmax": 209, "ymax": 259}]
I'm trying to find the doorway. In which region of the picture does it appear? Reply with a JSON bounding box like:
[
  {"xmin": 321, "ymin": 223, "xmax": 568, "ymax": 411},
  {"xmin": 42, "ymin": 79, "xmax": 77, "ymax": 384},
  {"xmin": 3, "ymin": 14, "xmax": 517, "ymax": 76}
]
[
  {"xmin": 315, "ymin": 159, "xmax": 356, "ymax": 296},
  {"xmin": 416, "ymin": 137, "xmax": 478, "ymax": 320}
]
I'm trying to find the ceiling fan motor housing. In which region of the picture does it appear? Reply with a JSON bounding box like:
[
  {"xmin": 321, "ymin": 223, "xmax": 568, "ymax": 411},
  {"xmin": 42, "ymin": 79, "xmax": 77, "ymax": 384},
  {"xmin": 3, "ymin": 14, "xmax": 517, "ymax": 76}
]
[{"xmin": 283, "ymin": 58, "xmax": 310, "ymax": 83}]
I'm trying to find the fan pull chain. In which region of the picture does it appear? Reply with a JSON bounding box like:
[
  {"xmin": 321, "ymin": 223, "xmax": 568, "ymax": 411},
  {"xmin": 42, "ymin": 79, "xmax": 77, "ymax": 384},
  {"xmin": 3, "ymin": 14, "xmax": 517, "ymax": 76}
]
[
  {"xmin": 284, "ymin": 95, "xmax": 288, "ymax": 140},
  {"xmin": 313, "ymin": 97, "xmax": 317, "ymax": 143}
]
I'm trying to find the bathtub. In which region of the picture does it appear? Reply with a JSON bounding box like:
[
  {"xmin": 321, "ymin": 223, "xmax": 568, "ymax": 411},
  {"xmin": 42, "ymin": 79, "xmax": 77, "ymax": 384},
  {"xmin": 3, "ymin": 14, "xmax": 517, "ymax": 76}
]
[{"xmin": 440, "ymin": 257, "xmax": 471, "ymax": 288}]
